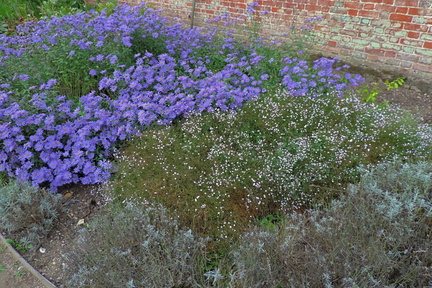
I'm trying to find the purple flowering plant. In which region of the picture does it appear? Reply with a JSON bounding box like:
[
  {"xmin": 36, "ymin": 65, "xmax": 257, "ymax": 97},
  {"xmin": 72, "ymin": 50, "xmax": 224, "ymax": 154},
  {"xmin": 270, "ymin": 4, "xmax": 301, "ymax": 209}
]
[{"xmin": 0, "ymin": 3, "xmax": 363, "ymax": 192}]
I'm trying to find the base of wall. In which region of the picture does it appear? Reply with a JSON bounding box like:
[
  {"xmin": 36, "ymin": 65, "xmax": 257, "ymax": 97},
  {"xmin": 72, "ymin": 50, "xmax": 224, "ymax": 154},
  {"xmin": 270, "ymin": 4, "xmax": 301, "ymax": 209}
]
[{"xmin": 312, "ymin": 50, "xmax": 431, "ymax": 94}]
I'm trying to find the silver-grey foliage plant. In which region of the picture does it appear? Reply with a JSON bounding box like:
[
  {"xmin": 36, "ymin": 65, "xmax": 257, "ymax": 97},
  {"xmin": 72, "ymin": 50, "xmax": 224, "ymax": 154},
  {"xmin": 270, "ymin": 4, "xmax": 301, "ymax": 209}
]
[
  {"xmin": 64, "ymin": 202, "xmax": 209, "ymax": 288},
  {"xmin": 231, "ymin": 160, "xmax": 432, "ymax": 287},
  {"xmin": 0, "ymin": 180, "xmax": 64, "ymax": 250}
]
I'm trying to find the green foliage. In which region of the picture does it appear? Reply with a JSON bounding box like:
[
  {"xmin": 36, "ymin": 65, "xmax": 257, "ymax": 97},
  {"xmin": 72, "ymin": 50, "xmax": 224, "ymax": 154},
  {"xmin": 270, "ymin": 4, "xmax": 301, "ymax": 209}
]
[
  {"xmin": 385, "ymin": 76, "xmax": 406, "ymax": 90},
  {"xmin": 230, "ymin": 160, "xmax": 432, "ymax": 287},
  {"xmin": 1, "ymin": 31, "xmax": 130, "ymax": 103},
  {"xmin": 63, "ymin": 201, "xmax": 208, "ymax": 288},
  {"xmin": 130, "ymin": 28, "xmax": 169, "ymax": 58},
  {"xmin": 88, "ymin": 0, "xmax": 119, "ymax": 15},
  {"xmin": 256, "ymin": 213, "xmax": 283, "ymax": 231},
  {"xmin": 38, "ymin": 0, "xmax": 87, "ymax": 18},
  {"xmin": 5, "ymin": 238, "xmax": 33, "ymax": 254},
  {"xmin": 0, "ymin": 180, "xmax": 64, "ymax": 250},
  {"xmin": 0, "ymin": 0, "xmax": 40, "ymax": 20},
  {"xmin": 0, "ymin": 22, "xmax": 8, "ymax": 34},
  {"xmin": 0, "ymin": 0, "xmax": 118, "ymax": 35},
  {"xmin": 357, "ymin": 82, "xmax": 380, "ymax": 103}
]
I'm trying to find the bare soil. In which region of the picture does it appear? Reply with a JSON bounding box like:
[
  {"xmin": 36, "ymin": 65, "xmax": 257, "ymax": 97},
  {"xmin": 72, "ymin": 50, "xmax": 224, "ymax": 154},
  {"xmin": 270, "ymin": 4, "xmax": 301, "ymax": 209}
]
[
  {"xmin": 0, "ymin": 246, "xmax": 49, "ymax": 288},
  {"xmin": 0, "ymin": 74, "xmax": 431, "ymax": 288}
]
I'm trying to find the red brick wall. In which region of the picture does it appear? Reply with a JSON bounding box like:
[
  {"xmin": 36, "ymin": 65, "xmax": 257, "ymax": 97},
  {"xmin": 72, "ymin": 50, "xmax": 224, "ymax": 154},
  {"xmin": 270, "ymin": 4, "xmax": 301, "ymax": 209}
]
[{"xmin": 116, "ymin": 0, "xmax": 432, "ymax": 85}]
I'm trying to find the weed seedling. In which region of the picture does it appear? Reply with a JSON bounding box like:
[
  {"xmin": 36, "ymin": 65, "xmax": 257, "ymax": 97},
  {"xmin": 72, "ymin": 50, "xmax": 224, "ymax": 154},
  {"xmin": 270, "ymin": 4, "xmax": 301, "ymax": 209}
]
[
  {"xmin": 257, "ymin": 213, "xmax": 283, "ymax": 230},
  {"xmin": 5, "ymin": 239, "xmax": 32, "ymax": 254},
  {"xmin": 15, "ymin": 271, "xmax": 27, "ymax": 277},
  {"xmin": 385, "ymin": 77, "xmax": 406, "ymax": 90},
  {"xmin": 356, "ymin": 82, "xmax": 380, "ymax": 104}
]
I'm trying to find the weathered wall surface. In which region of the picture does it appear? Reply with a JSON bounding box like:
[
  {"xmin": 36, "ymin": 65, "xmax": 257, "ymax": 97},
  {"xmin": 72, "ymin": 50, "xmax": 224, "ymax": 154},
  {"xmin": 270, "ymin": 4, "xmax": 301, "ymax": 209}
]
[{"xmin": 116, "ymin": 0, "xmax": 432, "ymax": 88}]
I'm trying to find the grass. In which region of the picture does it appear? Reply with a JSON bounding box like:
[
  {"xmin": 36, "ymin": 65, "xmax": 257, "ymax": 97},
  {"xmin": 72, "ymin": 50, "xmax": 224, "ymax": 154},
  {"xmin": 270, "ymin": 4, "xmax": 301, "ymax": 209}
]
[{"xmin": 0, "ymin": 2, "xmax": 432, "ymax": 287}]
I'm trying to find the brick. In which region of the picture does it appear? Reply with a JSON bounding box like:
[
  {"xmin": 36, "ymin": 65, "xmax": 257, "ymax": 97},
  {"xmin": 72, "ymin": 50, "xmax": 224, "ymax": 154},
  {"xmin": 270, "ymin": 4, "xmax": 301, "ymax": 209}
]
[
  {"xmin": 420, "ymin": 33, "xmax": 432, "ymax": 41},
  {"xmin": 341, "ymin": 15, "xmax": 360, "ymax": 23},
  {"xmin": 344, "ymin": 2, "xmax": 362, "ymax": 9},
  {"xmin": 345, "ymin": 23, "xmax": 355, "ymax": 29},
  {"xmin": 395, "ymin": 7, "xmax": 408, "ymax": 14},
  {"xmin": 395, "ymin": 0, "xmax": 418, "ymax": 5},
  {"xmin": 328, "ymin": 40, "xmax": 337, "ymax": 46},
  {"xmin": 389, "ymin": 37, "xmax": 399, "ymax": 43},
  {"xmin": 322, "ymin": 45, "xmax": 340, "ymax": 53},
  {"xmin": 407, "ymin": 31, "xmax": 420, "ymax": 38},
  {"xmin": 391, "ymin": 22, "xmax": 403, "ymax": 28},
  {"xmin": 358, "ymin": 10, "xmax": 379, "ymax": 18},
  {"xmin": 400, "ymin": 38, "xmax": 422, "ymax": 46},
  {"xmin": 383, "ymin": 0, "xmax": 394, "ymax": 4},
  {"xmin": 362, "ymin": 0, "xmax": 383, "ymax": 3},
  {"xmin": 385, "ymin": 50, "xmax": 397, "ymax": 57},
  {"xmin": 306, "ymin": 4, "xmax": 321, "ymax": 11},
  {"xmin": 393, "ymin": 30, "xmax": 408, "ymax": 37},
  {"xmin": 372, "ymin": 35, "xmax": 390, "ymax": 43},
  {"xmin": 419, "ymin": 57, "xmax": 432, "ymax": 65},
  {"xmin": 361, "ymin": 18, "xmax": 372, "ymax": 24},
  {"xmin": 383, "ymin": 58, "xmax": 401, "ymax": 66},
  {"xmin": 364, "ymin": 3, "xmax": 375, "ymax": 9},
  {"xmin": 348, "ymin": 9, "xmax": 358, "ymax": 16},
  {"xmin": 382, "ymin": 42, "xmax": 401, "ymax": 50},
  {"xmin": 389, "ymin": 14, "xmax": 413, "ymax": 22},
  {"xmin": 403, "ymin": 46, "xmax": 415, "ymax": 53},
  {"xmin": 408, "ymin": 8, "xmax": 422, "ymax": 15},
  {"xmin": 399, "ymin": 60, "xmax": 412, "ymax": 68},
  {"xmin": 367, "ymin": 54, "xmax": 381, "ymax": 61},
  {"xmin": 340, "ymin": 29, "xmax": 358, "ymax": 37},
  {"xmin": 365, "ymin": 48, "xmax": 387, "ymax": 55},
  {"xmin": 412, "ymin": 63, "xmax": 432, "ymax": 72},
  {"xmin": 402, "ymin": 23, "xmax": 421, "ymax": 31},
  {"xmin": 397, "ymin": 53, "xmax": 419, "ymax": 62},
  {"xmin": 371, "ymin": 41, "xmax": 381, "ymax": 48},
  {"xmin": 283, "ymin": 2, "xmax": 295, "ymax": 8},
  {"xmin": 375, "ymin": 4, "xmax": 396, "ymax": 12},
  {"xmin": 353, "ymin": 38, "xmax": 370, "ymax": 45},
  {"xmin": 412, "ymin": 16, "xmax": 427, "ymax": 24},
  {"xmin": 372, "ymin": 19, "xmax": 392, "ymax": 28},
  {"xmin": 424, "ymin": 42, "xmax": 432, "ymax": 49},
  {"xmin": 358, "ymin": 25, "xmax": 373, "ymax": 32},
  {"xmin": 351, "ymin": 51, "xmax": 368, "ymax": 59},
  {"xmin": 319, "ymin": 0, "xmax": 336, "ymax": 6},
  {"xmin": 415, "ymin": 48, "xmax": 432, "ymax": 57}
]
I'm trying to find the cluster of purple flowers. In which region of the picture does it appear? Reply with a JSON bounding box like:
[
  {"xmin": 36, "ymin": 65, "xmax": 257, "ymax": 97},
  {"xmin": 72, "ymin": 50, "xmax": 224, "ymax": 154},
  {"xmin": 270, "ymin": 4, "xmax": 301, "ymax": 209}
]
[
  {"xmin": 280, "ymin": 57, "xmax": 364, "ymax": 96},
  {"xmin": 0, "ymin": 80, "xmax": 130, "ymax": 191},
  {"xmin": 0, "ymin": 4, "xmax": 363, "ymax": 192}
]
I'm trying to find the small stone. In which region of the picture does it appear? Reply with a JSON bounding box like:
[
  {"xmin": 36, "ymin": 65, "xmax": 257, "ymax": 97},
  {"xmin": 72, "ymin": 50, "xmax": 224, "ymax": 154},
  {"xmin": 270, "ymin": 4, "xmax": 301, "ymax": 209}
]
[
  {"xmin": 39, "ymin": 247, "xmax": 46, "ymax": 253},
  {"xmin": 77, "ymin": 219, "xmax": 85, "ymax": 226}
]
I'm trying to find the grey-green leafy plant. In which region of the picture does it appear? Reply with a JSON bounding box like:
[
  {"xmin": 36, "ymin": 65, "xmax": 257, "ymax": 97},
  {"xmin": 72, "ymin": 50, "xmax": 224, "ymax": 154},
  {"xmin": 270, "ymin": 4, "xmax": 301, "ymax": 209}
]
[
  {"xmin": 63, "ymin": 202, "xmax": 209, "ymax": 288},
  {"xmin": 0, "ymin": 180, "xmax": 64, "ymax": 251},
  {"xmin": 230, "ymin": 160, "xmax": 432, "ymax": 287}
]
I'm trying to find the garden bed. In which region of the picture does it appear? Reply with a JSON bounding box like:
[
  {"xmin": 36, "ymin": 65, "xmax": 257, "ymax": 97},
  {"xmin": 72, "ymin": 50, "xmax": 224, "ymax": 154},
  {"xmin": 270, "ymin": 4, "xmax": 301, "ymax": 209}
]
[{"xmin": 1, "ymin": 2, "xmax": 431, "ymax": 287}]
